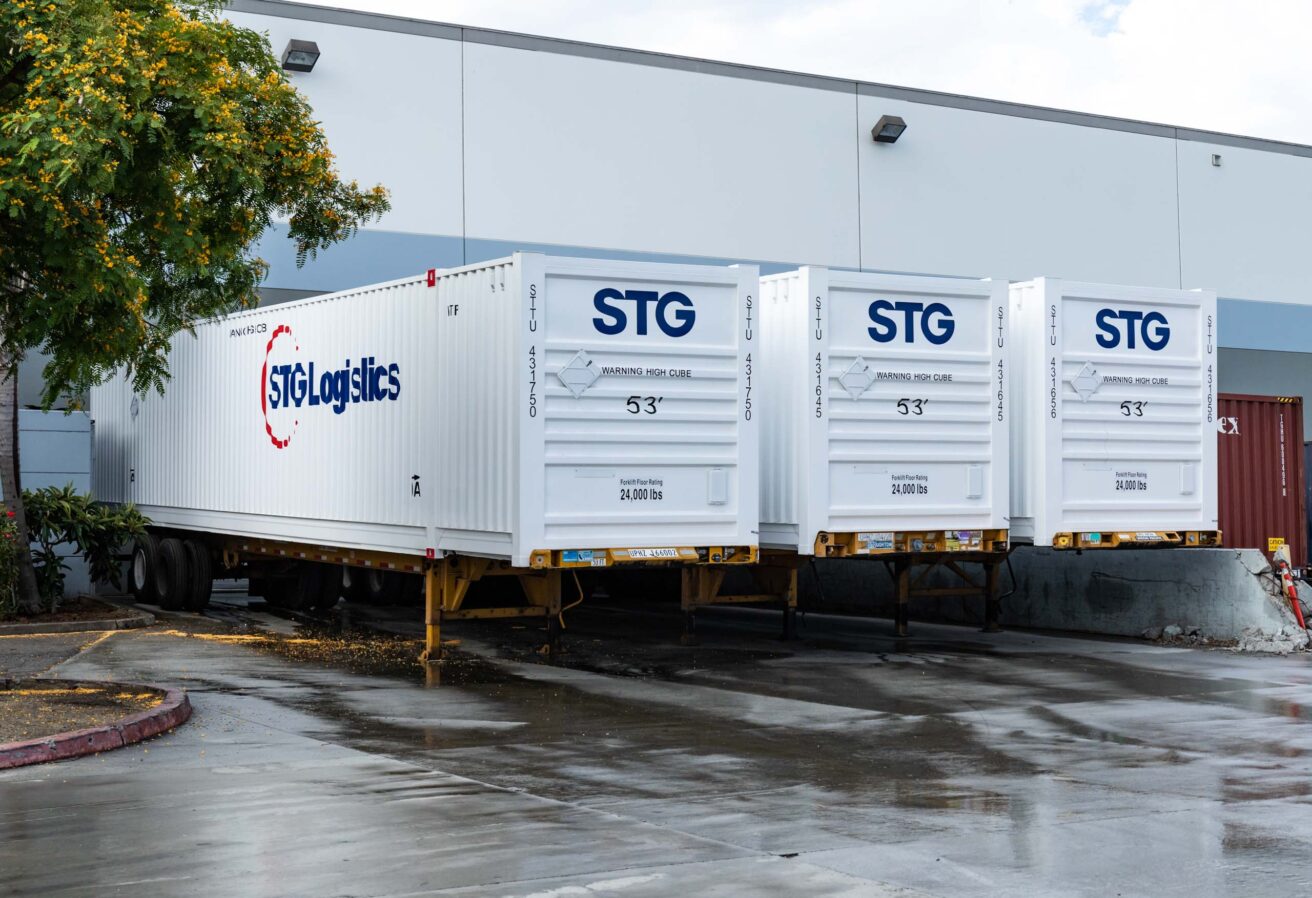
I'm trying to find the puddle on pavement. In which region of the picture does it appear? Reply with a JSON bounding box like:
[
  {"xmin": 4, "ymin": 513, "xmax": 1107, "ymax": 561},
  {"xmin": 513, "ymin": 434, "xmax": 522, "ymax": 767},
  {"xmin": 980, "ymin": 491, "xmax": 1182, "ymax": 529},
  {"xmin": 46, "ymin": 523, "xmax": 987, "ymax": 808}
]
[
  {"xmin": 148, "ymin": 623, "xmax": 513, "ymax": 687},
  {"xmin": 890, "ymin": 781, "xmax": 1013, "ymax": 814},
  {"xmin": 106, "ymin": 606, "xmax": 1312, "ymax": 824}
]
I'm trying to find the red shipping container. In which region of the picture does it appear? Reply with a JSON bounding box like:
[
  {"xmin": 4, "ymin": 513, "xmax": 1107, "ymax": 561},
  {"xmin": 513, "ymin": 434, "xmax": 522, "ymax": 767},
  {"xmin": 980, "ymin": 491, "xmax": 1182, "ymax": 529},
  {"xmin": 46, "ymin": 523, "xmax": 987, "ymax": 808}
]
[{"xmin": 1218, "ymin": 394, "xmax": 1306, "ymax": 568}]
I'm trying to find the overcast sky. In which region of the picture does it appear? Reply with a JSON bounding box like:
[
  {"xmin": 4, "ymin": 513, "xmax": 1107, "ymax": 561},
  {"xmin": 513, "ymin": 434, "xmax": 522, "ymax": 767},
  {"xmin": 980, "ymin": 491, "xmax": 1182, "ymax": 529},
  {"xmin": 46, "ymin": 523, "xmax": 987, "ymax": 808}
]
[{"xmin": 295, "ymin": 0, "xmax": 1310, "ymax": 145}]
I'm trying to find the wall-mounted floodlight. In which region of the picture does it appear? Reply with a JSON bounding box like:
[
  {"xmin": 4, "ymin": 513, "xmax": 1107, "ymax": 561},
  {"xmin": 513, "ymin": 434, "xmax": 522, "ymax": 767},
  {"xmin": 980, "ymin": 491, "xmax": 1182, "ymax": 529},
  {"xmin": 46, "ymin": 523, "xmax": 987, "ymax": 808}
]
[
  {"xmin": 1211, "ymin": 154, "xmax": 1223, "ymax": 167},
  {"xmin": 281, "ymin": 39, "xmax": 321, "ymax": 73},
  {"xmin": 871, "ymin": 114, "xmax": 907, "ymax": 143}
]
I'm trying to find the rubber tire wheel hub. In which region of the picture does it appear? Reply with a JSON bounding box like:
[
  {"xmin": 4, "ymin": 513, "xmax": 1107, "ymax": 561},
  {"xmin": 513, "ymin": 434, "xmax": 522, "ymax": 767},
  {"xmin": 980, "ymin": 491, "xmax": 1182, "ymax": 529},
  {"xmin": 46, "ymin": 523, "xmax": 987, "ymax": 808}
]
[
  {"xmin": 182, "ymin": 540, "xmax": 212, "ymax": 612},
  {"xmin": 131, "ymin": 533, "xmax": 163, "ymax": 605},
  {"xmin": 155, "ymin": 538, "xmax": 189, "ymax": 612}
]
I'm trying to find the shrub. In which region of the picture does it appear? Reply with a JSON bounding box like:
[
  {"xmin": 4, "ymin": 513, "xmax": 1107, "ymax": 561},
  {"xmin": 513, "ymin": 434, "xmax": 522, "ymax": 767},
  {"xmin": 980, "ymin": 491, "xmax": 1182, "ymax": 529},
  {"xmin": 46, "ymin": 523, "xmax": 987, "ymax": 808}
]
[
  {"xmin": 0, "ymin": 511, "xmax": 19, "ymax": 619},
  {"xmin": 21, "ymin": 485, "xmax": 149, "ymax": 613}
]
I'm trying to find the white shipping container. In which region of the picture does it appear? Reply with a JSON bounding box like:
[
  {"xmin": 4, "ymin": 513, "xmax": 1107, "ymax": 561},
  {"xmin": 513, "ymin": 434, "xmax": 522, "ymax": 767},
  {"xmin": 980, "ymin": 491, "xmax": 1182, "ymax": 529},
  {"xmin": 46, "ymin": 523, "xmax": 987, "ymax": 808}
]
[
  {"xmin": 1009, "ymin": 278, "xmax": 1218, "ymax": 547},
  {"xmin": 759, "ymin": 268, "xmax": 1009, "ymax": 555},
  {"xmin": 91, "ymin": 253, "xmax": 759, "ymax": 567}
]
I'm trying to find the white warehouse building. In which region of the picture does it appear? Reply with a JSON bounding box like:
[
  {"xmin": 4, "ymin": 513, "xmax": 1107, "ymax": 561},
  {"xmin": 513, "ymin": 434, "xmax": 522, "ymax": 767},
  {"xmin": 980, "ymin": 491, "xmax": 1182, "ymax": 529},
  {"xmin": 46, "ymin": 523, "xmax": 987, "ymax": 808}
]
[
  {"xmin": 22, "ymin": 0, "xmax": 1307, "ymax": 422},
  {"xmin": 210, "ymin": 0, "xmax": 1312, "ymax": 439}
]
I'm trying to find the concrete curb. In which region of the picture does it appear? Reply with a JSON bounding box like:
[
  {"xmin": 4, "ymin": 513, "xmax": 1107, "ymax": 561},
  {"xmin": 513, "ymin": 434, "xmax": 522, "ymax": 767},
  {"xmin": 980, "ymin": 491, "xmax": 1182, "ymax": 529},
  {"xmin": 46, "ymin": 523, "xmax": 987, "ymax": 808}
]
[
  {"xmin": 0, "ymin": 608, "xmax": 155, "ymax": 636},
  {"xmin": 0, "ymin": 679, "xmax": 192, "ymax": 770}
]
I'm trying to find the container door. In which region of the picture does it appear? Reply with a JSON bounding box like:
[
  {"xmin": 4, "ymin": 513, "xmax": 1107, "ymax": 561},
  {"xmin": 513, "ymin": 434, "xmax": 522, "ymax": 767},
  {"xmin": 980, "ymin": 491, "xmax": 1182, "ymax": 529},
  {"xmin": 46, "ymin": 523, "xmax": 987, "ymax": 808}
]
[
  {"xmin": 1305, "ymin": 441, "xmax": 1312, "ymax": 568},
  {"xmin": 1218, "ymin": 394, "xmax": 1306, "ymax": 569},
  {"xmin": 533, "ymin": 258, "xmax": 754, "ymax": 552},
  {"xmin": 821, "ymin": 273, "xmax": 1007, "ymax": 539},
  {"xmin": 1056, "ymin": 283, "xmax": 1217, "ymax": 536}
]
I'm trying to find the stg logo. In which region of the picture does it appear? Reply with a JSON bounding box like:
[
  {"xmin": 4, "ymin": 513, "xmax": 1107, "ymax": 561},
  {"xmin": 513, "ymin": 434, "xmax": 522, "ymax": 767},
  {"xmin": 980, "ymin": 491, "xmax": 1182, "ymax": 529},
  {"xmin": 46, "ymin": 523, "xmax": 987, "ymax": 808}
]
[
  {"xmin": 261, "ymin": 324, "xmax": 401, "ymax": 449},
  {"xmin": 592, "ymin": 288, "xmax": 695, "ymax": 337},
  {"xmin": 1095, "ymin": 308, "xmax": 1170, "ymax": 351},
  {"xmin": 868, "ymin": 300, "xmax": 955, "ymax": 345}
]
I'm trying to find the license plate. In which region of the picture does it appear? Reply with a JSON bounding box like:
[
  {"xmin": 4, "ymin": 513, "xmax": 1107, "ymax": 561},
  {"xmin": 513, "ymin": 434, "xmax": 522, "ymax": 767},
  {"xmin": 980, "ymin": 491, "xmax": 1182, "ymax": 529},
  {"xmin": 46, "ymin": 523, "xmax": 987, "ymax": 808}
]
[{"xmin": 626, "ymin": 547, "xmax": 681, "ymax": 559}]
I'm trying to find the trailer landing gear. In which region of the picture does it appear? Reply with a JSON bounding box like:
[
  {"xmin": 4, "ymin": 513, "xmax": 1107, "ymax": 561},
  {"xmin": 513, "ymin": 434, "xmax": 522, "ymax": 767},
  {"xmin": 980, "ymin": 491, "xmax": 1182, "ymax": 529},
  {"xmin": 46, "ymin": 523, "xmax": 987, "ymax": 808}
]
[
  {"xmin": 882, "ymin": 552, "xmax": 1008, "ymax": 637},
  {"xmin": 421, "ymin": 558, "xmax": 563, "ymax": 664},
  {"xmin": 679, "ymin": 557, "xmax": 800, "ymax": 646}
]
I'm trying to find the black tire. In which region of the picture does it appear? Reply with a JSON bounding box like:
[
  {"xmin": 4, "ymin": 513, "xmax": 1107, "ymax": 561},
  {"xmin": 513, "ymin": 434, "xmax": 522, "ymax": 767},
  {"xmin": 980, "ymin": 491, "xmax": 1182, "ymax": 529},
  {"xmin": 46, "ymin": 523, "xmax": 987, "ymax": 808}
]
[
  {"xmin": 341, "ymin": 566, "xmax": 369, "ymax": 604},
  {"xmin": 363, "ymin": 569, "xmax": 390, "ymax": 605},
  {"xmin": 269, "ymin": 568, "xmax": 310, "ymax": 611},
  {"xmin": 156, "ymin": 538, "xmax": 189, "ymax": 611},
  {"xmin": 182, "ymin": 540, "xmax": 212, "ymax": 612},
  {"xmin": 313, "ymin": 564, "xmax": 343, "ymax": 610},
  {"xmin": 294, "ymin": 563, "xmax": 340, "ymax": 612},
  {"xmin": 257, "ymin": 576, "xmax": 299, "ymax": 610},
  {"xmin": 130, "ymin": 533, "xmax": 163, "ymax": 604}
]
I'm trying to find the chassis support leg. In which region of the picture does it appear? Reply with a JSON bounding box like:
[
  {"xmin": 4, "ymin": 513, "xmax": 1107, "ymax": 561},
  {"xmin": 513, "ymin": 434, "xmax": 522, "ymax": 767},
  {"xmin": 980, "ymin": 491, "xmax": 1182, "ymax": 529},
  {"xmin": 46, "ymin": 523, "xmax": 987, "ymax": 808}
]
[
  {"xmin": 781, "ymin": 564, "xmax": 799, "ymax": 641},
  {"xmin": 422, "ymin": 564, "xmax": 443, "ymax": 664},
  {"xmin": 679, "ymin": 567, "xmax": 726, "ymax": 646},
  {"xmin": 894, "ymin": 558, "xmax": 911, "ymax": 637},
  {"xmin": 546, "ymin": 615, "xmax": 562, "ymax": 657},
  {"xmin": 982, "ymin": 558, "xmax": 1003, "ymax": 633},
  {"xmin": 680, "ymin": 568, "xmax": 700, "ymax": 646},
  {"xmin": 518, "ymin": 570, "xmax": 563, "ymax": 658}
]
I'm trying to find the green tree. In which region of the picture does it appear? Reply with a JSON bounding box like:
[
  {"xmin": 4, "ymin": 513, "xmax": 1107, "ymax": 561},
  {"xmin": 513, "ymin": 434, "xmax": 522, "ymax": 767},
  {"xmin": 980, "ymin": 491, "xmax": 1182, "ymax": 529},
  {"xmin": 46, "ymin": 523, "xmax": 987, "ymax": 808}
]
[{"xmin": 0, "ymin": 0, "xmax": 389, "ymax": 610}]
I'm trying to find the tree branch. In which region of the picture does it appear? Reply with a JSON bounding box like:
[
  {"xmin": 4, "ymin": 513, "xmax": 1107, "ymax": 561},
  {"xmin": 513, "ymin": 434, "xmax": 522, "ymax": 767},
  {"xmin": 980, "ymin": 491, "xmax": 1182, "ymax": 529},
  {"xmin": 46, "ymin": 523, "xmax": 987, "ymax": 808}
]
[{"xmin": 0, "ymin": 53, "xmax": 34, "ymax": 95}]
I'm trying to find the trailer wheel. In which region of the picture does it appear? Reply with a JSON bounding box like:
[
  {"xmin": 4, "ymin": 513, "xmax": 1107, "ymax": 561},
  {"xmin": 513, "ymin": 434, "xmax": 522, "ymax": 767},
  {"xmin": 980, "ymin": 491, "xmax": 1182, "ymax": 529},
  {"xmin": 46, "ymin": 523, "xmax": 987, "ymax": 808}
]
[
  {"xmin": 276, "ymin": 566, "xmax": 312, "ymax": 611},
  {"xmin": 182, "ymin": 540, "xmax": 212, "ymax": 612},
  {"xmin": 155, "ymin": 538, "xmax": 189, "ymax": 611},
  {"xmin": 310, "ymin": 563, "xmax": 343, "ymax": 611},
  {"xmin": 256, "ymin": 576, "xmax": 299, "ymax": 610},
  {"xmin": 341, "ymin": 566, "xmax": 369, "ymax": 604},
  {"xmin": 292, "ymin": 563, "xmax": 340, "ymax": 612},
  {"xmin": 130, "ymin": 533, "xmax": 163, "ymax": 604},
  {"xmin": 363, "ymin": 569, "xmax": 390, "ymax": 604}
]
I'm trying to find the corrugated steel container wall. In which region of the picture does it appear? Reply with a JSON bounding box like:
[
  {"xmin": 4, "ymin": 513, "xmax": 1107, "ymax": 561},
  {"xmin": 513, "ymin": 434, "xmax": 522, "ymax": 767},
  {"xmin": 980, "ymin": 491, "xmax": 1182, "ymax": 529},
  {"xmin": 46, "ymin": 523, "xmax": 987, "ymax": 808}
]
[
  {"xmin": 91, "ymin": 276, "xmax": 437, "ymax": 555},
  {"xmin": 758, "ymin": 268, "xmax": 1009, "ymax": 554},
  {"xmin": 431, "ymin": 258, "xmax": 521, "ymax": 556},
  {"xmin": 1218, "ymin": 394, "xmax": 1306, "ymax": 567},
  {"xmin": 1306, "ymin": 443, "xmax": 1312, "ymax": 561},
  {"xmin": 1010, "ymin": 278, "xmax": 1218, "ymax": 545},
  {"xmin": 517, "ymin": 255, "xmax": 758, "ymax": 565},
  {"xmin": 757, "ymin": 271, "xmax": 806, "ymax": 536},
  {"xmin": 91, "ymin": 254, "xmax": 759, "ymax": 566}
]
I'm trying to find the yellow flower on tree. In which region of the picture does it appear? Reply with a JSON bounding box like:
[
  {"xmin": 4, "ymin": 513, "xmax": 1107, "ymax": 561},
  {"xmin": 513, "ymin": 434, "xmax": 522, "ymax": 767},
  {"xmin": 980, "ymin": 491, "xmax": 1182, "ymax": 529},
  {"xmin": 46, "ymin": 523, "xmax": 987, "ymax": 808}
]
[{"xmin": 0, "ymin": 0, "xmax": 390, "ymax": 611}]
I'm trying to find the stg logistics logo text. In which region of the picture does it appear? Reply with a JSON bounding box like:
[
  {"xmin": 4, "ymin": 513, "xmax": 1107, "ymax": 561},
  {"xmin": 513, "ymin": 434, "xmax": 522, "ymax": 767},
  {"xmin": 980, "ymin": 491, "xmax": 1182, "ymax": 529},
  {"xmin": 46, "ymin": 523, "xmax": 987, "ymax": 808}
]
[
  {"xmin": 1094, "ymin": 308, "xmax": 1170, "ymax": 350},
  {"xmin": 261, "ymin": 324, "xmax": 401, "ymax": 449},
  {"xmin": 868, "ymin": 300, "xmax": 955, "ymax": 345},
  {"xmin": 592, "ymin": 288, "xmax": 696, "ymax": 337}
]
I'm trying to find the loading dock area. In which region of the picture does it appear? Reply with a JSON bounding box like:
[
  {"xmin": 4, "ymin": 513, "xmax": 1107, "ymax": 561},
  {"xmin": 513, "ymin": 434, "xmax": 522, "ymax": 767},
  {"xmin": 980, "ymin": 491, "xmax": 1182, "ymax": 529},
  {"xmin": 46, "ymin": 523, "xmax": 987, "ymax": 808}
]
[{"xmin": 5, "ymin": 593, "xmax": 1311, "ymax": 897}]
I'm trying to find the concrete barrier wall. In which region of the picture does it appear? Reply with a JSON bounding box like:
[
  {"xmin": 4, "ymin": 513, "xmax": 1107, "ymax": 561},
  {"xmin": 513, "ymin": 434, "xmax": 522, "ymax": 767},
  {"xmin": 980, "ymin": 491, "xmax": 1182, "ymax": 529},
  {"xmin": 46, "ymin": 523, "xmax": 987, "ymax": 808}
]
[{"xmin": 795, "ymin": 547, "xmax": 1308, "ymax": 651}]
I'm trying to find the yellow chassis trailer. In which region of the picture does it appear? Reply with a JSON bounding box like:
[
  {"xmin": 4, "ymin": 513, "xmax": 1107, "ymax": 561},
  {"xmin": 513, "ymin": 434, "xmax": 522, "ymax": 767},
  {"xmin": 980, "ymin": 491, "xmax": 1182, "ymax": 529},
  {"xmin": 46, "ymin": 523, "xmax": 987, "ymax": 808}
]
[
  {"xmin": 220, "ymin": 537, "xmax": 758, "ymax": 662},
  {"xmin": 222, "ymin": 527, "xmax": 1222, "ymax": 655},
  {"xmin": 681, "ymin": 530, "xmax": 1012, "ymax": 640},
  {"xmin": 1051, "ymin": 530, "xmax": 1221, "ymax": 549}
]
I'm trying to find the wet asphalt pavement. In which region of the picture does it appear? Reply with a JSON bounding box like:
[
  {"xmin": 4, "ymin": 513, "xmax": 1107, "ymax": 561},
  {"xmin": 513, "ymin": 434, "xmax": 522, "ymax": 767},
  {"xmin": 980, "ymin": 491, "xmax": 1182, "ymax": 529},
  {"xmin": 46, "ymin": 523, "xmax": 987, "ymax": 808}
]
[
  {"xmin": 2, "ymin": 596, "xmax": 1311, "ymax": 897},
  {"xmin": 0, "ymin": 631, "xmax": 110, "ymax": 679}
]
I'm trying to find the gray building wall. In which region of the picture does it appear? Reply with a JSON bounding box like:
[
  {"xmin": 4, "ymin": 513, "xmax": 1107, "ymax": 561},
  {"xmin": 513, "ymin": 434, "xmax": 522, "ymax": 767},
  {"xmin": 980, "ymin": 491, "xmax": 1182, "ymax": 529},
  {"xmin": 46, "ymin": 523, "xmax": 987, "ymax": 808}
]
[
  {"xmin": 1219, "ymin": 348, "xmax": 1312, "ymax": 439},
  {"xmin": 13, "ymin": 410, "xmax": 92, "ymax": 596},
  {"xmin": 220, "ymin": 1, "xmax": 1312, "ymax": 434}
]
